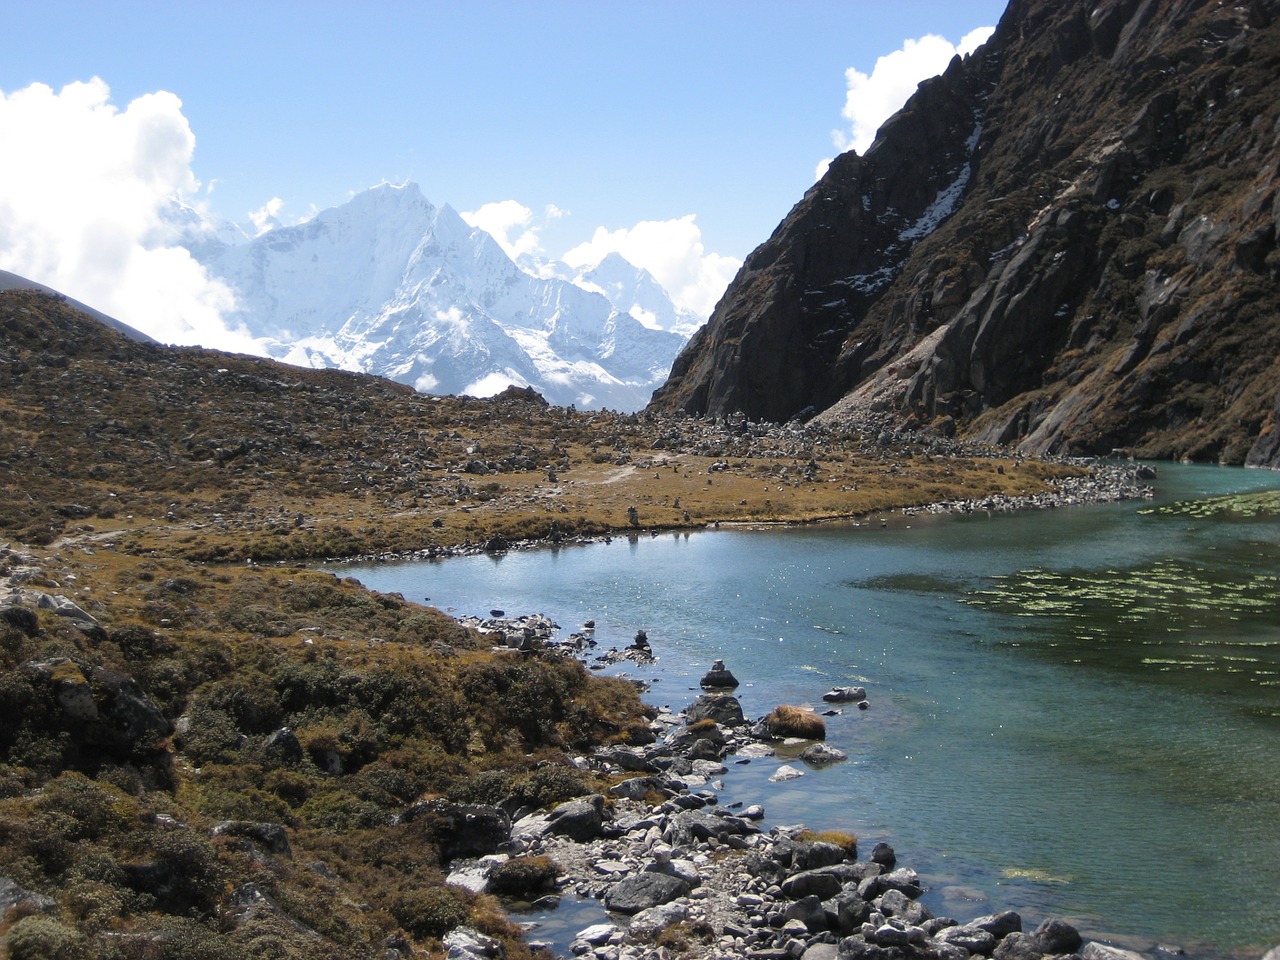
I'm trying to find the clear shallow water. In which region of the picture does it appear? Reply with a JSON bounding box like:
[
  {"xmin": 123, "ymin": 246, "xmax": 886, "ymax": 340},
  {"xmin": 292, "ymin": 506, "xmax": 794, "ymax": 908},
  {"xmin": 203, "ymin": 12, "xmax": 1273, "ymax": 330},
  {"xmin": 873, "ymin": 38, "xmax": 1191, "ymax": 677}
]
[{"xmin": 327, "ymin": 464, "xmax": 1280, "ymax": 954}]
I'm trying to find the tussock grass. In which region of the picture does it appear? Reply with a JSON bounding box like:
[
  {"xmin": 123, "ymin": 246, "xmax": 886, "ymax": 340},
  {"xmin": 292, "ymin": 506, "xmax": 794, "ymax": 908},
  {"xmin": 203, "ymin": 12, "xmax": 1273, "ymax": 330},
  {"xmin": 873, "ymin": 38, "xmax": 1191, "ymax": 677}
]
[{"xmin": 764, "ymin": 704, "xmax": 826, "ymax": 740}]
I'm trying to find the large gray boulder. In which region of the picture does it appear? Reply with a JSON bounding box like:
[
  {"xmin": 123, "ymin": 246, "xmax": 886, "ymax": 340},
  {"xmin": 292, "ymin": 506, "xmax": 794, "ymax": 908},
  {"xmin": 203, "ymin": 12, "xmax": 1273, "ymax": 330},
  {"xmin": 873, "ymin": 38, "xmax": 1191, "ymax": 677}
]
[
  {"xmin": 544, "ymin": 794, "xmax": 607, "ymax": 842},
  {"xmin": 685, "ymin": 693, "xmax": 745, "ymax": 726},
  {"xmin": 603, "ymin": 872, "xmax": 691, "ymax": 915}
]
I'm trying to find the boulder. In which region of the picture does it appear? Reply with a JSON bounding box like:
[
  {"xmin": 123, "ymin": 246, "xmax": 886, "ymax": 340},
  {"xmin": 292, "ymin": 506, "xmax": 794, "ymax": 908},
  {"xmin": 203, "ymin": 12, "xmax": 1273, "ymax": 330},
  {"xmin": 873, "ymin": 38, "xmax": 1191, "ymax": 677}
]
[
  {"xmin": 0, "ymin": 876, "xmax": 57, "ymax": 915},
  {"xmin": 543, "ymin": 794, "xmax": 607, "ymax": 842},
  {"xmin": 628, "ymin": 900, "xmax": 691, "ymax": 936},
  {"xmin": 686, "ymin": 693, "xmax": 745, "ymax": 726},
  {"xmin": 442, "ymin": 926, "xmax": 503, "ymax": 959},
  {"xmin": 792, "ymin": 840, "xmax": 848, "ymax": 871},
  {"xmin": 973, "ymin": 910, "xmax": 1022, "ymax": 937},
  {"xmin": 603, "ymin": 872, "xmax": 691, "ymax": 915},
  {"xmin": 935, "ymin": 924, "xmax": 998, "ymax": 955},
  {"xmin": 400, "ymin": 800, "xmax": 511, "ymax": 860},
  {"xmin": 261, "ymin": 727, "xmax": 303, "ymax": 766},
  {"xmin": 209, "ymin": 821, "xmax": 291, "ymax": 856},
  {"xmin": 1033, "ymin": 918, "xmax": 1082, "ymax": 954},
  {"xmin": 780, "ymin": 867, "xmax": 846, "ymax": 900},
  {"xmin": 800, "ymin": 743, "xmax": 848, "ymax": 765},
  {"xmin": 822, "ymin": 686, "xmax": 867, "ymax": 703},
  {"xmin": 783, "ymin": 894, "xmax": 830, "ymax": 932},
  {"xmin": 1081, "ymin": 944, "xmax": 1148, "ymax": 960},
  {"xmin": 994, "ymin": 931, "xmax": 1046, "ymax": 960},
  {"xmin": 700, "ymin": 659, "xmax": 740, "ymax": 688}
]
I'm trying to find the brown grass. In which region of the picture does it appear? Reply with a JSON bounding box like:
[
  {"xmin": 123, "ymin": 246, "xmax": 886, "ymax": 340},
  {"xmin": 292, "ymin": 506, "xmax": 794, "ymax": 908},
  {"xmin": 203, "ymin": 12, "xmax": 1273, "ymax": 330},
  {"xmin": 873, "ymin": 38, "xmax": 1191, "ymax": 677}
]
[{"xmin": 764, "ymin": 705, "xmax": 826, "ymax": 740}]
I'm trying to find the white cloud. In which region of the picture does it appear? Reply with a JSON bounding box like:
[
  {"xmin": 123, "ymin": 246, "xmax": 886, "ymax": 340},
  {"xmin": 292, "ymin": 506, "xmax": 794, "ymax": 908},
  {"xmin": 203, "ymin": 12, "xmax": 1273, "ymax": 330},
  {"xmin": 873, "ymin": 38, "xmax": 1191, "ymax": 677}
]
[
  {"xmin": 833, "ymin": 27, "xmax": 996, "ymax": 157},
  {"xmin": 249, "ymin": 197, "xmax": 284, "ymax": 236},
  {"xmin": 0, "ymin": 78, "xmax": 259, "ymax": 351},
  {"xmin": 561, "ymin": 215, "xmax": 741, "ymax": 319},
  {"xmin": 461, "ymin": 200, "xmax": 547, "ymax": 261}
]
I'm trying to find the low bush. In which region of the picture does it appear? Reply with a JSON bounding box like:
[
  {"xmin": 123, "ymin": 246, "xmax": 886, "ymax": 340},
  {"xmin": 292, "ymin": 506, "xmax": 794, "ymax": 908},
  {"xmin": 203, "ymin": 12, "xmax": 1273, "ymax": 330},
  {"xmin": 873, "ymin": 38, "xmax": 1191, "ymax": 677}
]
[
  {"xmin": 390, "ymin": 885, "xmax": 469, "ymax": 940},
  {"xmin": 764, "ymin": 705, "xmax": 826, "ymax": 740},
  {"xmin": 486, "ymin": 855, "xmax": 561, "ymax": 898}
]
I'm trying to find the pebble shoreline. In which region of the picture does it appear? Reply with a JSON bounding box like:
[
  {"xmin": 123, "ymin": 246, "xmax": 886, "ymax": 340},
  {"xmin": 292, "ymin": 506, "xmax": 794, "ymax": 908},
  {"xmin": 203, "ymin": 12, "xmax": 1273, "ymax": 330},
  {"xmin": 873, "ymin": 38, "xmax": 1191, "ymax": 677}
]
[{"xmin": 436, "ymin": 670, "xmax": 1278, "ymax": 960}]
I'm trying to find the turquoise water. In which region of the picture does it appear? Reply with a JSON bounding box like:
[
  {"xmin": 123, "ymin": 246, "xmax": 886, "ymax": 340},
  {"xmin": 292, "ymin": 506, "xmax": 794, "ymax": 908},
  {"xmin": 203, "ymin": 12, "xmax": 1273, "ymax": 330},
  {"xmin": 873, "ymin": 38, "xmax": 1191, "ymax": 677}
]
[{"xmin": 328, "ymin": 464, "xmax": 1280, "ymax": 953}]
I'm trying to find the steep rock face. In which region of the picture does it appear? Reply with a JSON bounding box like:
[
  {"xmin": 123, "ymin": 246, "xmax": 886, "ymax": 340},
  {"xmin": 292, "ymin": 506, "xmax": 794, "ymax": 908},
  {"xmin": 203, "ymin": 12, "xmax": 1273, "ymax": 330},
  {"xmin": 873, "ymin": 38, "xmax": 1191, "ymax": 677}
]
[{"xmin": 651, "ymin": 0, "xmax": 1280, "ymax": 466}]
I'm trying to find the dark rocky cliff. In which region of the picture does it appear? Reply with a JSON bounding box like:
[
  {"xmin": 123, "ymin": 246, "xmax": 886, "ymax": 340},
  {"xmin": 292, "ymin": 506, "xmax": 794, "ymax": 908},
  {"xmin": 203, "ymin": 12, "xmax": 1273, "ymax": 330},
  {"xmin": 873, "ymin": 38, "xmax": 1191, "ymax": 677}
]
[{"xmin": 650, "ymin": 0, "xmax": 1280, "ymax": 467}]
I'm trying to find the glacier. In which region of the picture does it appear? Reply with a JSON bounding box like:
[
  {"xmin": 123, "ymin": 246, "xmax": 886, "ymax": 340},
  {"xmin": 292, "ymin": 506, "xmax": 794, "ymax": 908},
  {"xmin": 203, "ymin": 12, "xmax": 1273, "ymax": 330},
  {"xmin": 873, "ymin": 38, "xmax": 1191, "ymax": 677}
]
[{"xmin": 179, "ymin": 182, "xmax": 692, "ymax": 411}]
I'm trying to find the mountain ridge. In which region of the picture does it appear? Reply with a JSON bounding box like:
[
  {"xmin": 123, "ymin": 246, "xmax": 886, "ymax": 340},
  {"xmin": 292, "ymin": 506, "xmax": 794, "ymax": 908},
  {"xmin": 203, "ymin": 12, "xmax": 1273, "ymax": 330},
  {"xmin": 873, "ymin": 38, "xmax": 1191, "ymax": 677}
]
[
  {"xmin": 182, "ymin": 182, "xmax": 688, "ymax": 411},
  {"xmin": 650, "ymin": 0, "xmax": 1280, "ymax": 468}
]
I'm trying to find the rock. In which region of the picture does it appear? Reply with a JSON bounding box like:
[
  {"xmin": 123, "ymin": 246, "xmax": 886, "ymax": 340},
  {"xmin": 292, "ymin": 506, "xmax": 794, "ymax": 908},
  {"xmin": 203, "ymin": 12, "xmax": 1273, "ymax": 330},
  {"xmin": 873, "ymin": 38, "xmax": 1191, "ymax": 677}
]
[
  {"xmin": 224, "ymin": 883, "xmax": 319, "ymax": 937},
  {"xmin": 800, "ymin": 743, "xmax": 847, "ymax": 765},
  {"xmin": 700, "ymin": 659, "xmax": 740, "ymax": 688},
  {"xmin": 443, "ymin": 926, "xmax": 503, "ymax": 959},
  {"xmin": 400, "ymin": 800, "xmax": 511, "ymax": 860},
  {"xmin": 261, "ymin": 727, "xmax": 303, "ymax": 766},
  {"xmin": 34, "ymin": 592, "xmax": 100, "ymax": 629},
  {"xmin": 935, "ymin": 924, "xmax": 998, "ymax": 955},
  {"xmin": 209, "ymin": 821, "xmax": 291, "ymax": 856},
  {"xmin": 1033, "ymin": 918, "xmax": 1082, "ymax": 954},
  {"xmin": 994, "ymin": 931, "xmax": 1046, "ymax": 960},
  {"xmin": 575, "ymin": 923, "xmax": 618, "ymax": 946},
  {"xmin": 1082, "ymin": 944, "xmax": 1149, "ymax": 960},
  {"xmin": 769, "ymin": 764, "xmax": 805, "ymax": 783},
  {"xmin": 0, "ymin": 876, "xmax": 57, "ymax": 915},
  {"xmin": 791, "ymin": 841, "xmax": 848, "ymax": 871},
  {"xmin": 870, "ymin": 842, "xmax": 896, "ymax": 867},
  {"xmin": 779, "ymin": 867, "xmax": 845, "ymax": 900},
  {"xmin": 686, "ymin": 693, "xmax": 745, "ymax": 726},
  {"xmin": 784, "ymin": 894, "xmax": 830, "ymax": 932},
  {"xmin": 607, "ymin": 777, "xmax": 653, "ymax": 801},
  {"xmin": 801, "ymin": 945, "xmax": 840, "ymax": 960},
  {"xmin": 603, "ymin": 872, "xmax": 691, "ymax": 915},
  {"xmin": 821, "ymin": 686, "xmax": 866, "ymax": 703},
  {"xmin": 544, "ymin": 795, "xmax": 607, "ymax": 842},
  {"xmin": 972, "ymin": 910, "xmax": 1022, "ymax": 937},
  {"xmin": 628, "ymin": 900, "xmax": 691, "ymax": 936},
  {"xmin": 23, "ymin": 658, "xmax": 171, "ymax": 759}
]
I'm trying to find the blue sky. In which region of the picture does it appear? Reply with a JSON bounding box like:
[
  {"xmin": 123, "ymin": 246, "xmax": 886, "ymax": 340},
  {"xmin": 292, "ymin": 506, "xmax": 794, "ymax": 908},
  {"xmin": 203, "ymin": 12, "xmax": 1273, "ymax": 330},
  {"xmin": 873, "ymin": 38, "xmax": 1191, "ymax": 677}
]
[{"xmin": 1, "ymin": 0, "xmax": 1006, "ymax": 344}]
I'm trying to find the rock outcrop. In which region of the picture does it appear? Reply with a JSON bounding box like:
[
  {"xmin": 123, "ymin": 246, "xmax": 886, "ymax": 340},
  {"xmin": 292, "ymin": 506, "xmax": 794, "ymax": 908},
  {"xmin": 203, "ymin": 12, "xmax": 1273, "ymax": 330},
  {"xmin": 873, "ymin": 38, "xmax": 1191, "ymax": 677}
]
[{"xmin": 650, "ymin": 0, "xmax": 1280, "ymax": 467}]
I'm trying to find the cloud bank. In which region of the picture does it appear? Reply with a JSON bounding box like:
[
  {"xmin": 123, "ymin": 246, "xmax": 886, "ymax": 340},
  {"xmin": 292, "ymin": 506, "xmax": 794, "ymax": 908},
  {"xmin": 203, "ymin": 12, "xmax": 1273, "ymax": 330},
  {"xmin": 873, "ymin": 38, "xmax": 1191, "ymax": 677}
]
[
  {"xmin": 562, "ymin": 216, "xmax": 741, "ymax": 319},
  {"xmin": 819, "ymin": 26, "xmax": 995, "ymax": 178},
  {"xmin": 0, "ymin": 78, "xmax": 256, "ymax": 350}
]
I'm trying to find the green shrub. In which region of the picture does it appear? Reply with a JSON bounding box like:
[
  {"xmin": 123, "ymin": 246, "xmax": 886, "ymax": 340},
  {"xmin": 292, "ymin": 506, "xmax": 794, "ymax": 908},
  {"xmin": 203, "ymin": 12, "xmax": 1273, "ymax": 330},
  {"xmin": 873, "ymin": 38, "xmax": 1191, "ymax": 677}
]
[
  {"xmin": 486, "ymin": 855, "xmax": 561, "ymax": 898},
  {"xmin": 297, "ymin": 789, "xmax": 387, "ymax": 831},
  {"xmin": 5, "ymin": 916, "xmax": 86, "ymax": 960},
  {"xmin": 391, "ymin": 885, "xmax": 469, "ymax": 940},
  {"xmin": 510, "ymin": 764, "xmax": 590, "ymax": 809},
  {"xmin": 446, "ymin": 769, "xmax": 515, "ymax": 807}
]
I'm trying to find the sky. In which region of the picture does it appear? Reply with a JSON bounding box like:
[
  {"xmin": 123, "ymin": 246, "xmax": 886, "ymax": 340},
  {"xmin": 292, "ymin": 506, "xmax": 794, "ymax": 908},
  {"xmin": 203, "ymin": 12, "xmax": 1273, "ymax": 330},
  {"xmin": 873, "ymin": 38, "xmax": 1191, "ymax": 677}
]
[{"xmin": 0, "ymin": 0, "xmax": 1005, "ymax": 349}]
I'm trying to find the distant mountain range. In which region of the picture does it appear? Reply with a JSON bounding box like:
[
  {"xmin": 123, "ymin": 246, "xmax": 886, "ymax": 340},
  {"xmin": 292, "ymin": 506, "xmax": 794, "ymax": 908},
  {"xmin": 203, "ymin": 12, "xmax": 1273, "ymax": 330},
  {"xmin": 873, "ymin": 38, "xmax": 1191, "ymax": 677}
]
[{"xmin": 175, "ymin": 182, "xmax": 690, "ymax": 411}]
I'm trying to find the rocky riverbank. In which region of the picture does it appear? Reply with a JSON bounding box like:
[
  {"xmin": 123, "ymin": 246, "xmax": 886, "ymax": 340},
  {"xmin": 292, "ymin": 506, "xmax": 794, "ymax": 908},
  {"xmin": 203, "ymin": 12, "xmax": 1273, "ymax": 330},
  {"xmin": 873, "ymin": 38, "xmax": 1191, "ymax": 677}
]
[{"xmin": 433, "ymin": 672, "xmax": 1269, "ymax": 960}]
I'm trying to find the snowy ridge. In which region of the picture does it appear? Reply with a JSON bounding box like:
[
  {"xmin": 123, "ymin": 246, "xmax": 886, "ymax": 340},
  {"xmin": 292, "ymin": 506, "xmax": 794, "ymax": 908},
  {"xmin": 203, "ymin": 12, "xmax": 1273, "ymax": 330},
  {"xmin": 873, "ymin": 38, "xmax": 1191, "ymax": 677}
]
[{"xmin": 182, "ymin": 182, "xmax": 689, "ymax": 410}]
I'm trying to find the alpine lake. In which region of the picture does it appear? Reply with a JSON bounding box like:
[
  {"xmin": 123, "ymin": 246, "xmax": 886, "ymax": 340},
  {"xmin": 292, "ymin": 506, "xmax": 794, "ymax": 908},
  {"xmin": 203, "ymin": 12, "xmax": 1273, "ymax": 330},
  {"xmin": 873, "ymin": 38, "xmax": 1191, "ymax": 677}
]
[{"xmin": 326, "ymin": 463, "xmax": 1280, "ymax": 956}]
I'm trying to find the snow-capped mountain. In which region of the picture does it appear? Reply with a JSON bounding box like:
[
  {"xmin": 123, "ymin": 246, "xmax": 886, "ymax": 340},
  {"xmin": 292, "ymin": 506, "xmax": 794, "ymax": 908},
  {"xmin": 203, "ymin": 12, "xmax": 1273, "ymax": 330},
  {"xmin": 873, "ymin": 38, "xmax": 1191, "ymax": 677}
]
[
  {"xmin": 566, "ymin": 252, "xmax": 703, "ymax": 338},
  {"xmin": 181, "ymin": 182, "xmax": 689, "ymax": 410}
]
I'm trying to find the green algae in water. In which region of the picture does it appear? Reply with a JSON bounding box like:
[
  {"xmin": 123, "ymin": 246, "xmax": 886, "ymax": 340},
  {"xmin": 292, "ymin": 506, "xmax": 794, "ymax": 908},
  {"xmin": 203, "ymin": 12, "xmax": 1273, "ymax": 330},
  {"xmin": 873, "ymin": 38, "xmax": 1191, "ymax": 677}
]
[
  {"xmin": 1139, "ymin": 489, "xmax": 1280, "ymax": 519},
  {"xmin": 964, "ymin": 559, "xmax": 1280, "ymax": 711}
]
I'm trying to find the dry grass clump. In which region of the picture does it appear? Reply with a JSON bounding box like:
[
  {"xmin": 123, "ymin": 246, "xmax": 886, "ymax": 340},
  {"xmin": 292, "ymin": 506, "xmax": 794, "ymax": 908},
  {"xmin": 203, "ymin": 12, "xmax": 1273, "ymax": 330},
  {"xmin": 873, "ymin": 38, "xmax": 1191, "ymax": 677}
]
[
  {"xmin": 764, "ymin": 704, "xmax": 826, "ymax": 740},
  {"xmin": 797, "ymin": 828, "xmax": 859, "ymax": 857}
]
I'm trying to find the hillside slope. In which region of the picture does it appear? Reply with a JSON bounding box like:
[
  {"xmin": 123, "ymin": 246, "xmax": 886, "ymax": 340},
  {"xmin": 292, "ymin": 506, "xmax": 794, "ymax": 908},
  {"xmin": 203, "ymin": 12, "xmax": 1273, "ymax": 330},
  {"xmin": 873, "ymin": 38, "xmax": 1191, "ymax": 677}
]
[{"xmin": 650, "ymin": 0, "xmax": 1280, "ymax": 467}]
